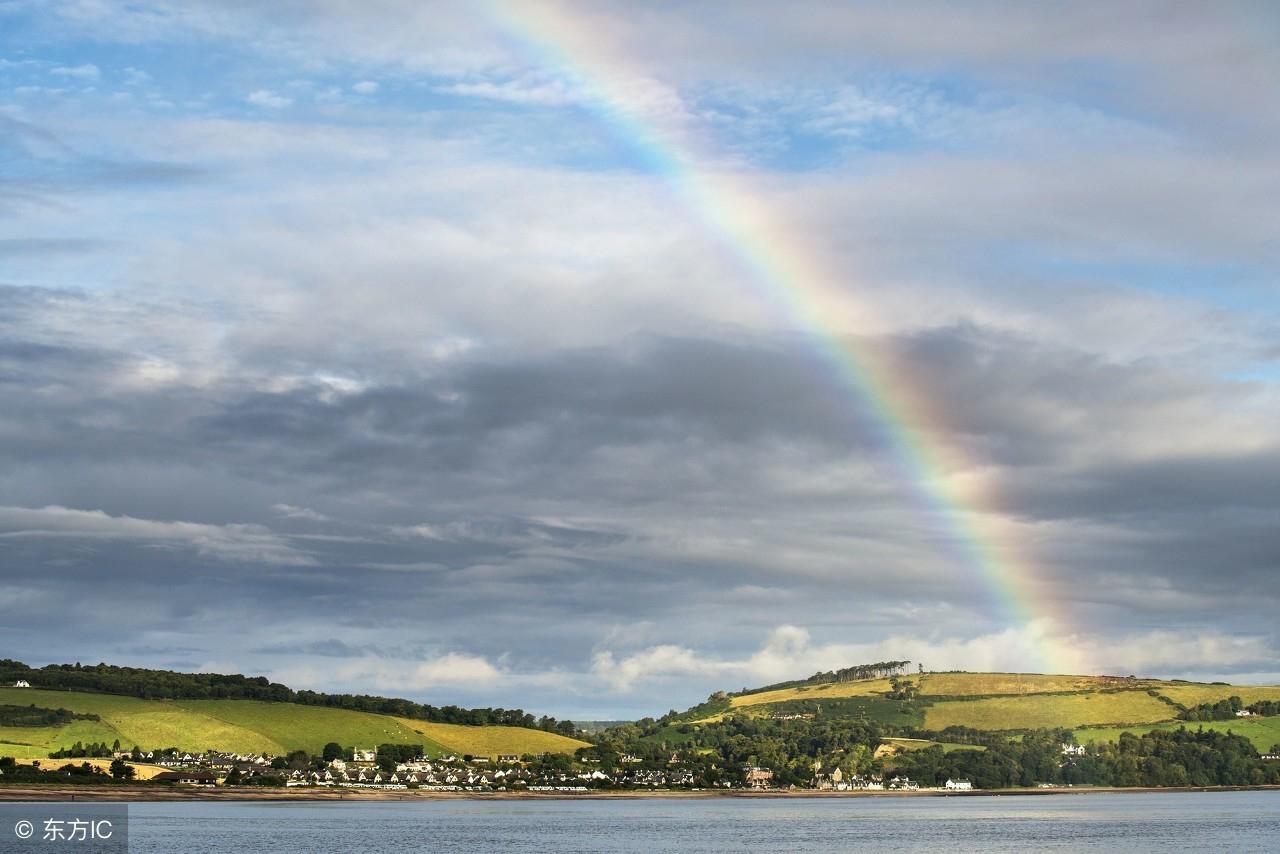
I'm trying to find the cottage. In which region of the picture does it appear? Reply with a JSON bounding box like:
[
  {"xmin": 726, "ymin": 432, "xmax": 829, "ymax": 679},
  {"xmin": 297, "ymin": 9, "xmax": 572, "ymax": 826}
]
[
  {"xmin": 945, "ymin": 778, "xmax": 973, "ymax": 791},
  {"xmin": 743, "ymin": 767, "xmax": 774, "ymax": 790},
  {"xmin": 1060, "ymin": 743, "xmax": 1086, "ymax": 756},
  {"xmin": 497, "ymin": 754, "xmax": 519, "ymax": 763},
  {"xmin": 352, "ymin": 748, "xmax": 377, "ymax": 763},
  {"xmin": 12, "ymin": 680, "xmax": 30, "ymax": 688},
  {"xmin": 1234, "ymin": 710, "xmax": 1255, "ymax": 717}
]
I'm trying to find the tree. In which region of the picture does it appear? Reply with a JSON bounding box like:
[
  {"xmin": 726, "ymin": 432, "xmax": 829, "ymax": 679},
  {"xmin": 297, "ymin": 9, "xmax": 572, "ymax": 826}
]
[
  {"xmin": 322, "ymin": 742, "xmax": 344, "ymax": 762},
  {"xmin": 109, "ymin": 758, "xmax": 134, "ymax": 780}
]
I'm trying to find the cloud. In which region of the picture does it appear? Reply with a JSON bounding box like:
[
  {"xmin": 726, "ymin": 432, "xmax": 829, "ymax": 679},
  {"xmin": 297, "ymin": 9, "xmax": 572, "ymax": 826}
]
[
  {"xmin": 434, "ymin": 76, "xmax": 578, "ymax": 107},
  {"xmin": 351, "ymin": 80, "xmax": 379, "ymax": 94},
  {"xmin": 4, "ymin": 0, "xmax": 1280, "ymax": 719},
  {"xmin": 0, "ymin": 505, "xmax": 315, "ymax": 566},
  {"xmin": 50, "ymin": 63, "xmax": 100, "ymax": 80},
  {"xmin": 246, "ymin": 89, "xmax": 293, "ymax": 109},
  {"xmin": 0, "ymin": 238, "xmax": 103, "ymax": 257},
  {"xmin": 590, "ymin": 623, "xmax": 1279, "ymax": 694},
  {"xmin": 270, "ymin": 503, "xmax": 330, "ymax": 522}
]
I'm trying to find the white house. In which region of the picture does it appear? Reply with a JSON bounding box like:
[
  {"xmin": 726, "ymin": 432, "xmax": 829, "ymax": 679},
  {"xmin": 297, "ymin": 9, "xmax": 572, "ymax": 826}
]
[
  {"xmin": 1234, "ymin": 709, "xmax": 1254, "ymax": 718},
  {"xmin": 945, "ymin": 778, "xmax": 974, "ymax": 791},
  {"xmin": 13, "ymin": 680, "xmax": 30, "ymax": 688},
  {"xmin": 1061, "ymin": 743, "xmax": 1086, "ymax": 756}
]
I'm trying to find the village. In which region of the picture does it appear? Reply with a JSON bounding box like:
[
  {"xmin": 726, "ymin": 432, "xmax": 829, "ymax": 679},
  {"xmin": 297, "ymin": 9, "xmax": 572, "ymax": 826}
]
[{"xmin": 79, "ymin": 745, "xmax": 976, "ymax": 794}]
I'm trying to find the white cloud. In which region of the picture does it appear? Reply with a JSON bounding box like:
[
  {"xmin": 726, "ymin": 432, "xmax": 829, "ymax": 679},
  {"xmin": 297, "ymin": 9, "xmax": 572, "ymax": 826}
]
[
  {"xmin": 351, "ymin": 80, "xmax": 379, "ymax": 94},
  {"xmin": 434, "ymin": 76, "xmax": 579, "ymax": 107},
  {"xmin": 272, "ymin": 652, "xmax": 504, "ymax": 693},
  {"xmin": 411, "ymin": 653, "xmax": 501, "ymax": 686},
  {"xmin": 50, "ymin": 63, "xmax": 100, "ymax": 80},
  {"xmin": 590, "ymin": 622, "xmax": 1278, "ymax": 693},
  {"xmin": 246, "ymin": 89, "xmax": 292, "ymax": 109},
  {"xmin": 0, "ymin": 505, "xmax": 314, "ymax": 566},
  {"xmin": 270, "ymin": 503, "xmax": 330, "ymax": 522}
]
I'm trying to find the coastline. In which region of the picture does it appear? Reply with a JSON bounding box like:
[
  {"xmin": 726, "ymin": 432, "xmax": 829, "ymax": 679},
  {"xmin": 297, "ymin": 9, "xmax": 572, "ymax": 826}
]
[{"xmin": 1, "ymin": 784, "xmax": 1276, "ymax": 803}]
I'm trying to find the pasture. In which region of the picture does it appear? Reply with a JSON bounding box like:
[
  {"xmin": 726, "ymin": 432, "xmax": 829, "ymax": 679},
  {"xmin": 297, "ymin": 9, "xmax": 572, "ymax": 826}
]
[{"xmin": 923, "ymin": 690, "xmax": 1176, "ymax": 731}]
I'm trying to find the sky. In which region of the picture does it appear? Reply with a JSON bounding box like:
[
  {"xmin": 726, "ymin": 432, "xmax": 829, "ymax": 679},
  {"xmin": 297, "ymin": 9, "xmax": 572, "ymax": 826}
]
[{"xmin": 2, "ymin": 1, "xmax": 1279, "ymax": 719}]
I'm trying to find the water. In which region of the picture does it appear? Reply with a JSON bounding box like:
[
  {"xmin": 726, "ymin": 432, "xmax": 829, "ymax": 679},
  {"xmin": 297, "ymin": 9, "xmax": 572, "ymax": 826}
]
[{"xmin": 124, "ymin": 791, "xmax": 1280, "ymax": 852}]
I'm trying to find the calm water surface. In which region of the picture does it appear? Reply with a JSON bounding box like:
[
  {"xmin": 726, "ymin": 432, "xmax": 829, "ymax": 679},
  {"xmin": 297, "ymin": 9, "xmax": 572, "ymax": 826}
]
[{"xmin": 129, "ymin": 791, "xmax": 1280, "ymax": 852}]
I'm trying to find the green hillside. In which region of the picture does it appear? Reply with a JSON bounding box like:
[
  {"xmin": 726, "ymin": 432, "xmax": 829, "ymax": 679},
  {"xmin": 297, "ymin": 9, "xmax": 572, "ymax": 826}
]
[
  {"xmin": 0, "ymin": 688, "xmax": 588, "ymax": 759},
  {"xmin": 665, "ymin": 670, "xmax": 1280, "ymax": 751},
  {"xmin": 1076, "ymin": 716, "xmax": 1280, "ymax": 754}
]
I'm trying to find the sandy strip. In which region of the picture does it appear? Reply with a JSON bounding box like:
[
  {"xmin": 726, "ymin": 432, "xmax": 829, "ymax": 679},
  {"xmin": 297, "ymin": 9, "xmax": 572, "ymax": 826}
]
[{"xmin": 0, "ymin": 784, "xmax": 1276, "ymax": 802}]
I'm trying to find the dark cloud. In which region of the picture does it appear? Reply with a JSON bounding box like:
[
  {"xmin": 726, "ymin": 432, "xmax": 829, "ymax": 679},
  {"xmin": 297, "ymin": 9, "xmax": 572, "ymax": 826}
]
[{"xmin": 1, "ymin": 282, "xmax": 1277, "ymax": 714}]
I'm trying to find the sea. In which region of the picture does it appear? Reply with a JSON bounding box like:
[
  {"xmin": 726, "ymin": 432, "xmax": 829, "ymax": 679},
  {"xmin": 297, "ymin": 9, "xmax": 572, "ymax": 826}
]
[{"xmin": 120, "ymin": 791, "xmax": 1279, "ymax": 852}]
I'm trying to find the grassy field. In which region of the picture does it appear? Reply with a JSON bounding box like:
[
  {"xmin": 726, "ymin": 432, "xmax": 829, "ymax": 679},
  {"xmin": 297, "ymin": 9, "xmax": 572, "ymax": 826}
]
[
  {"xmin": 172, "ymin": 700, "xmax": 449, "ymax": 755},
  {"xmin": 695, "ymin": 689, "xmax": 919, "ymax": 728},
  {"xmin": 0, "ymin": 717, "xmax": 127, "ymax": 760},
  {"xmin": 729, "ymin": 678, "xmax": 895, "ymax": 709},
  {"xmin": 0, "ymin": 688, "xmax": 587, "ymax": 759},
  {"xmin": 393, "ymin": 719, "xmax": 589, "ymax": 757},
  {"xmin": 917, "ymin": 673, "xmax": 1103, "ymax": 696},
  {"xmin": 1149, "ymin": 683, "xmax": 1280, "ymax": 708},
  {"xmin": 923, "ymin": 690, "xmax": 1175, "ymax": 731},
  {"xmin": 1075, "ymin": 716, "xmax": 1280, "ymax": 754}
]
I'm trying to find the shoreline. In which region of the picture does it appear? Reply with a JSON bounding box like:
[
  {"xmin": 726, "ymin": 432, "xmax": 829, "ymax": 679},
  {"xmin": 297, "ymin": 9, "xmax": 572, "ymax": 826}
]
[{"xmin": 1, "ymin": 784, "xmax": 1276, "ymax": 803}]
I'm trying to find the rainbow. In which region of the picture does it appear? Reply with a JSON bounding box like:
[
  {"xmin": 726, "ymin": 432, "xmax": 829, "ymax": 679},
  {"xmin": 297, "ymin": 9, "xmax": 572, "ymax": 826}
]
[{"xmin": 482, "ymin": 1, "xmax": 1068, "ymax": 673}]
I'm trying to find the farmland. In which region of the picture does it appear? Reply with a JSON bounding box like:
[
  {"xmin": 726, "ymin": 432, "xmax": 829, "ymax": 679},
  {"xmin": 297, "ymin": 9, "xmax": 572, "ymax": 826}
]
[
  {"xmin": 916, "ymin": 672, "xmax": 1105, "ymax": 696},
  {"xmin": 729, "ymin": 678, "xmax": 896, "ymax": 709},
  {"xmin": 393, "ymin": 719, "xmax": 589, "ymax": 757},
  {"xmin": 1149, "ymin": 683, "xmax": 1280, "ymax": 708},
  {"xmin": 922, "ymin": 690, "xmax": 1175, "ymax": 731},
  {"xmin": 0, "ymin": 688, "xmax": 586, "ymax": 759}
]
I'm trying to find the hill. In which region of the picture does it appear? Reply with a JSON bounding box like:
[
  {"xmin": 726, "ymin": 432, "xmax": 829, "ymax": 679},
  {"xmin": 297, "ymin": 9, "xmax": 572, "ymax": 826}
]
[
  {"xmin": 661, "ymin": 669, "xmax": 1280, "ymax": 752},
  {"xmin": 0, "ymin": 688, "xmax": 589, "ymax": 760}
]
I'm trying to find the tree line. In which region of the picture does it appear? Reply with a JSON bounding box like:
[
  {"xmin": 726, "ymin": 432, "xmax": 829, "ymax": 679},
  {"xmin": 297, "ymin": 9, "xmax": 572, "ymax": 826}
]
[
  {"xmin": 892, "ymin": 727, "xmax": 1280, "ymax": 788},
  {"xmin": 1178, "ymin": 695, "xmax": 1280, "ymax": 721},
  {"xmin": 0, "ymin": 704, "xmax": 100, "ymax": 728}
]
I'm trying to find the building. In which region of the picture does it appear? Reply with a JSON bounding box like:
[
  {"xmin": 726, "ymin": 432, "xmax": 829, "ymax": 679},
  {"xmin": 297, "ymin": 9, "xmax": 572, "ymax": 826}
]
[
  {"xmin": 743, "ymin": 767, "xmax": 773, "ymax": 790},
  {"xmin": 497, "ymin": 754, "xmax": 520, "ymax": 763},
  {"xmin": 12, "ymin": 680, "xmax": 30, "ymax": 688},
  {"xmin": 1061, "ymin": 743, "xmax": 1086, "ymax": 756},
  {"xmin": 154, "ymin": 770, "xmax": 218, "ymax": 786},
  {"xmin": 352, "ymin": 748, "xmax": 376, "ymax": 763},
  {"xmin": 945, "ymin": 778, "xmax": 973, "ymax": 791},
  {"xmin": 812, "ymin": 765, "xmax": 843, "ymax": 790}
]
